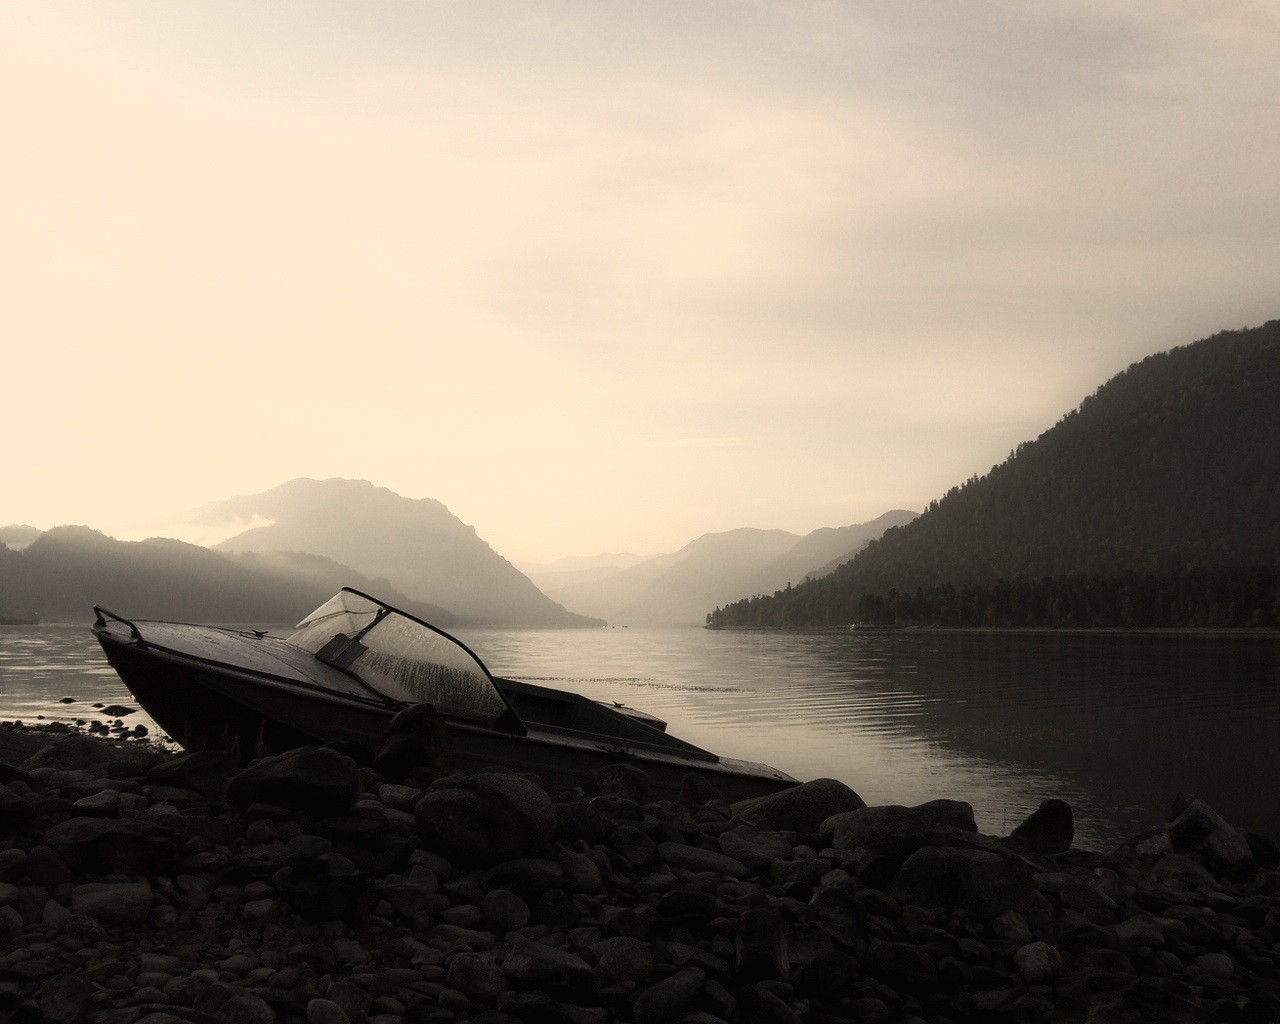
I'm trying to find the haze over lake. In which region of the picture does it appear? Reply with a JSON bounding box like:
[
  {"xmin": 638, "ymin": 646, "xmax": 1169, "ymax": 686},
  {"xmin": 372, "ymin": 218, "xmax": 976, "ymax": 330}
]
[{"xmin": 6, "ymin": 623, "xmax": 1276, "ymax": 850}]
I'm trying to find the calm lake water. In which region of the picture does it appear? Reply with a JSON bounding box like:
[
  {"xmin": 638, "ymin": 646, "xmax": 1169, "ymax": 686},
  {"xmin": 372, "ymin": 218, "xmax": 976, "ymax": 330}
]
[{"xmin": 2, "ymin": 623, "xmax": 1277, "ymax": 850}]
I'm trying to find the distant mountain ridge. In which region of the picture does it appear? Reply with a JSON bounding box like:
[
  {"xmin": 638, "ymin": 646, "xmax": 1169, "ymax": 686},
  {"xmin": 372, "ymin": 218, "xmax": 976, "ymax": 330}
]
[
  {"xmin": 0, "ymin": 526, "xmax": 452, "ymax": 625},
  {"xmin": 709, "ymin": 320, "xmax": 1280, "ymax": 628},
  {"xmin": 0, "ymin": 525, "xmax": 43, "ymax": 552},
  {"xmin": 747, "ymin": 512, "xmax": 920, "ymax": 591},
  {"xmin": 517, "ymin": 553, "xmax": 653, "ymax": 575},
  {"xmin": 5, "ymin": 482, "xmax": 915, "ymax": 629},
  {"xmin": 529, "ymin": 511, "xmax": 917, "ymax": 626},
  {"xmin": 203, "ymin": 478, "xmax": 602, "ymax": 627}
]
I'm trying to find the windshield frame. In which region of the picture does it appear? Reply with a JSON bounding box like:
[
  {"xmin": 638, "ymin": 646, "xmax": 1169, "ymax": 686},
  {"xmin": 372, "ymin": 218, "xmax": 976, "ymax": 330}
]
[{"xmin": 289, "ymin": 587, "xmax": 525, "ymax": 734}]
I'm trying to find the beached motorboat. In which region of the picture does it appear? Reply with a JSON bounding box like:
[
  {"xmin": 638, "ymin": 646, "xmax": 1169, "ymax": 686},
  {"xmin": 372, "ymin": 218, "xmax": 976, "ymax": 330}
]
[{"xmin": 92, "ymin": 588, "xmax": 798, "ymax": 801}]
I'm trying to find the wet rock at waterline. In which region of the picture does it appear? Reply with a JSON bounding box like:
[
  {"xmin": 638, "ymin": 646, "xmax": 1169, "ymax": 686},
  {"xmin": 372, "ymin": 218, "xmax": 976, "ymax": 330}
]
[
  {"xmin": 1008, "ymin": 797, "xmax": 1075, "ymax": 856},
  {"xmin": 731, "ymin": 776, "xmax": 866, "ymax": 833},
  {"xmin": 0, "ymin": 723, "xmax": 1278, "ymax": 1024},
  {"xmin": 1167, "ymin": 793, "xmax": 1256, "ymax": 878},
  {"xmin": 22, "ymin": 733, "xmax": 125, "ymax": 773}
]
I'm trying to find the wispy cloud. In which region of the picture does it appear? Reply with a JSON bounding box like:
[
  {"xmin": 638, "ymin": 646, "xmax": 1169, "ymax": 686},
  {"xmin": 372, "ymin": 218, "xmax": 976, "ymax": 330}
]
[{"xmin": 114, "ymin": 516, "xmax": 275, "ymax": 549}]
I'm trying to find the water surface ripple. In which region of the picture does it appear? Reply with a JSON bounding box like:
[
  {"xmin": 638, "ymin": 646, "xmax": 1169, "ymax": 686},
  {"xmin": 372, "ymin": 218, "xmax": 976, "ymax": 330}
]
[{"xmin": 3, "ymin": 623, "xmax": 1276, "ymax": 849}]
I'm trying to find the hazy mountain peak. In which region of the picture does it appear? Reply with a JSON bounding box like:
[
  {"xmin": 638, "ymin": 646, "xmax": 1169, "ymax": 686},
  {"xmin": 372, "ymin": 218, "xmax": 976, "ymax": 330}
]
[
  {"xmin": 528, "ymin": 513, "xmax": 917, "ymax": 626},
  {"xmin": 220, "ymin": 477, "xmax": 448, "ymax": 518},
  {"xmin": 0, "ymin": 525, "xmax": 44, "ymax": 552},
  {"xmin": 683, "ymin": 527, "xmax": 800, "ymax": 551},
  {"xmin": 195, "ymin": 477, "xmax": 600, "ymax": 627},
  {"xmin": 0, "ymin": 522, "xmax": 459, "ymax": 625},
  {"xmin": 29, "ymin": 525, "xmax": 117, "ymax": 549}
]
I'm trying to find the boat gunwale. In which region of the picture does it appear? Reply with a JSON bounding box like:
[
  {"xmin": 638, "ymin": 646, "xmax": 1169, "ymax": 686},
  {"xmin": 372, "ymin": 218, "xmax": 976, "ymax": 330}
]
[
  {"xmin": 98, "ymin": 628, "xmax": 797, "ymax": 783},
  {"xmin": 93, "ymin": 617, "xmax": 406, "ymax": 714},
  {"xmin": 94, "ymin": 618, "xmax": 767, "ymax": 770}
]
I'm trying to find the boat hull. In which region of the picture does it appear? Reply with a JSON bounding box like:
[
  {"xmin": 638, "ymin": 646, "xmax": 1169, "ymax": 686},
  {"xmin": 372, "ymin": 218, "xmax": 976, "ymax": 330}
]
[
  {"xmin": 96, "ymin": 632, "xmax": 395, "ymax": 755},
  {"xmin": 95, "ymin": 627, "xmax": 797, "ymax": 802}
]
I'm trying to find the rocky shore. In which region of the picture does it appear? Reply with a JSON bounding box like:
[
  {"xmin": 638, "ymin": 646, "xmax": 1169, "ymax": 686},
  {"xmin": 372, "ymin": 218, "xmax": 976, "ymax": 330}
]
[{"xmin": 1, "ymin": 721, "xmax": 1279, "ymax": 1024}]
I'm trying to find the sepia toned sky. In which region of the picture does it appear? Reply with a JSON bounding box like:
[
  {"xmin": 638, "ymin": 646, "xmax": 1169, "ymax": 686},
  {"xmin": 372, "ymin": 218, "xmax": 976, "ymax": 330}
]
[{"xmin": 4, "ymin": 2, "xmax": 1278, "ymax": 564}]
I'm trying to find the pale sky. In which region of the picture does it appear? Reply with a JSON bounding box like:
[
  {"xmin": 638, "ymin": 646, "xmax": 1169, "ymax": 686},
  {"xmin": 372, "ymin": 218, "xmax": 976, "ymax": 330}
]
[{"xmin": 4, "ymin": 2, "xmax": 1278, "ymax": 564}]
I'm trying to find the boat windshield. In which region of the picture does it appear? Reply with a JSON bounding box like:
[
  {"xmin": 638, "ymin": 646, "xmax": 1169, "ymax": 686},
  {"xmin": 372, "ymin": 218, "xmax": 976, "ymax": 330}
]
[{"xmin": 288, "ymin": 590, "xmax": 512, "ymax": 726}]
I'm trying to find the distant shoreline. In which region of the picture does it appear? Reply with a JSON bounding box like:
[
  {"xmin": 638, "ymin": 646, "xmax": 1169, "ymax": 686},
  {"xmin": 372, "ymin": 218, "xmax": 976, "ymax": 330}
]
[
  {"xmin": 10, "ymin": 619, "xmax": 1280, "ymax": 636},
  {"xmin": 707, "ymin": 623, "xmax": 1280, "ymax": 637}
]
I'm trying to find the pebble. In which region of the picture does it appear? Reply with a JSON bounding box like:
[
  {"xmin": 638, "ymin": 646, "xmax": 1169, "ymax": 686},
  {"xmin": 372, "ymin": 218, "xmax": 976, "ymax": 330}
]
[
  {"xmin": 1013, "ymin": 940, "xmax": 1064, "ymax": 984},
  {"xmin": 1194, "ymin": 951, "xmax": 1235, "ymax": 979},
  {"xmin": 445, "ymin": 950, "xmax": 508, "ymax": 1001},
  {"xmin": 501, "ymin": 940, "xmax": 593, "ymax": 993},
  {"xmin": 632, "ymin": 966, "xmax": 705, "ymax": 1024},
  {"xmin": 306, "ymin": 997, "xmax": 351, "ymax": 1024}
]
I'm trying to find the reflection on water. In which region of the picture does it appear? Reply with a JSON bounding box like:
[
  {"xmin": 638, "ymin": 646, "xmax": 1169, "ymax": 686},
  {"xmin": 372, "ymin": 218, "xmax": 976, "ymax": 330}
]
[
  {"xmin": 0, "ymin": 624, "xmax": 167, "ymax": 738},
  {"xmin": 3, "ymin": 623, "xmax": 1277, "ymax": 850},
  {"xmin": 456, "ymin": 626, "xmax": 1280, "ymax": 848}
]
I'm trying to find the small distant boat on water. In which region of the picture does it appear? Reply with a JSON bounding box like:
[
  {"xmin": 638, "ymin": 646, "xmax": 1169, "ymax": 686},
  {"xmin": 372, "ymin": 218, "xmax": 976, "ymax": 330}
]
[{"xmin": 93, "ymin": 588, "xmax": 798, "ymax": 801}]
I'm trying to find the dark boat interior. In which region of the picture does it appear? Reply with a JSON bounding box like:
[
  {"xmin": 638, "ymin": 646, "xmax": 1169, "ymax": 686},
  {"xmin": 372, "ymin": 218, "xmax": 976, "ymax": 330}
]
[{"xmin": 495, "ymin": 677, "xmax": 717, "ymax": 762}]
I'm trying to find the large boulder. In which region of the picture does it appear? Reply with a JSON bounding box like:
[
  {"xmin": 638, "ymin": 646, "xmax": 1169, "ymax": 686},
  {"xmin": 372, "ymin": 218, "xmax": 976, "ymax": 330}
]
[
  {"xmin": 913, "ymin": 798, "xmax": 978, "ymax": 833},
  {"xmin": 734, "ymin": 906, "xmax": 789, "ymax": 981},
  {"xmin": 273, "ymin": 851, "xmax": 370, "ymax": 921},
  {"xmin": 581, "ymin": 763, "xmax": 649, "ymax": 803},
  {"xmin": 43, "ymin": 817, "xmax": 179, "ymax": 875},
  {"xmin": 0, "ymin": 763, "xmax": 32, "ymax": 786},
  {"xmin": 657, "ymin": 841, "xmax": 749, "ymax": 878},
  {"xmin": 38, "ymin": 974, "xmax": 98, "ymax": 1024},
  {"xmin": 554, "ymin": 799, "xmax": 627, "ymax": 845},
  {"xmin": 1245, "ymin": 830, "xmax": 1280, "ymax": 870},
  {"xmin": 1008, "ymin": 799, "xmax": 1074, "ymax": 856},
  {"xmin": 1166, "ymin": 795, "xmax": 1255, "ymax": 878},
  {"xmin": 373, "ymin": 703, "xmax": 454, "ymax": 781},
  {"xmin": 24, "ymin": 734, "xmax": 123, "ymax": 772},
  {"xmin": 718, "ymin": 824, "xmax": 795, "ymax": 873},
  {"xmin": 146, "ymin": 749, "xmax": 242, "ymax": 794},
  {"xmin": 0, "ymin": 784, "xmax": 35, "ymax": 832},
  {"xmin": 224, "ymin": 747, "xmax": 361, "ymax": 816},
  {"xmin": 501, "ymin": 941, "xmax": 594, "ymax": 996},
  {"xmin": 70, "ymin": 882, "xmax": 153, "ymax": 927},
  {"xmin": 631, "ymin": 967, "xmax": 706, "ymax": 1024},
  {"xmin": 890, "ymin": 845, "xmax": 1034, "ymax": 920},
  {"xmin": 819, "ymin": 805, "xmax": 928, "ymax": 864},
  {"xmin": 416, "ymin": 772, "xmax": 556, "ymax": 865},
  {"xmin": 732, "ymin": 778, "xmax": 865, "ymax": 835}
]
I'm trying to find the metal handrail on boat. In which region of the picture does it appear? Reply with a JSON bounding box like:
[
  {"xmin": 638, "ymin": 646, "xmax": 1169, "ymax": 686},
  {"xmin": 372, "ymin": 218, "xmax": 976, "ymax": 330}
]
[{"xmin": 93, "ymin": 606, "xmax": 144, "ymax": 644}]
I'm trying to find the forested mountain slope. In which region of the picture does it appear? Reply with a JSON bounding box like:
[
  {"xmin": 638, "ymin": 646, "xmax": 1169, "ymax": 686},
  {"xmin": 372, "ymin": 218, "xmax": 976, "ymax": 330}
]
[{"xmin": 709, "ymin": 320, "xmax": 1280, "ymax": 628}]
